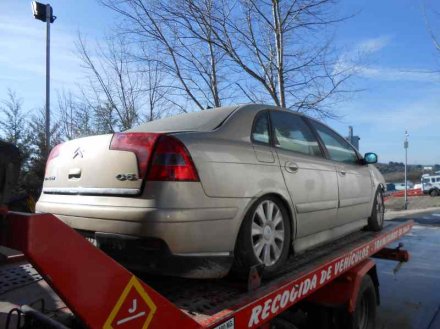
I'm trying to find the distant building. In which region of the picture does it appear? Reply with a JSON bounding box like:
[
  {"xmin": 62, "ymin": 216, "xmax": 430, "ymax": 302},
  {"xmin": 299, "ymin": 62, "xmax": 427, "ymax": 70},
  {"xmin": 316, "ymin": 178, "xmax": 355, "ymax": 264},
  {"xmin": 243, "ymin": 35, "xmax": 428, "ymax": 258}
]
[{"xmin": 346, "ymin": 126, "xmax": 360, "ymax": 150}]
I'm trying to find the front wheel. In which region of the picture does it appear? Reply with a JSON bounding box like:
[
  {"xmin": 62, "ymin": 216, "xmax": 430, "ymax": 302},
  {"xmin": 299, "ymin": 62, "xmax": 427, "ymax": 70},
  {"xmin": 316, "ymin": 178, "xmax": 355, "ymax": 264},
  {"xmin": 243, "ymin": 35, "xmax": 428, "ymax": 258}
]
[
  {"xmin": 233, "ymin": 196, "xmax": 291, "ymax": 278},
  {"xmin": 368, "ymin": 189, "xmax": 384, "ymax": 231}
]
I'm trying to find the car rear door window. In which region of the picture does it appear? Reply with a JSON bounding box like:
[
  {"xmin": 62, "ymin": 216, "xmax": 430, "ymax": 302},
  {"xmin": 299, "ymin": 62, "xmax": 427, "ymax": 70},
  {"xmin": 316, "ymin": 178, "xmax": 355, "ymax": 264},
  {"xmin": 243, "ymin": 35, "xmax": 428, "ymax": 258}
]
[
  {"xmin": 252, "ymin": 112, "xmax": 270, "ymax": 144},
  {"xmin": 270, "ymin": 111, "xmax": 322, "ymax": 157},
  {"xmin": 311, "ymin": 121, "xmax": 359, "ymax": 164}
]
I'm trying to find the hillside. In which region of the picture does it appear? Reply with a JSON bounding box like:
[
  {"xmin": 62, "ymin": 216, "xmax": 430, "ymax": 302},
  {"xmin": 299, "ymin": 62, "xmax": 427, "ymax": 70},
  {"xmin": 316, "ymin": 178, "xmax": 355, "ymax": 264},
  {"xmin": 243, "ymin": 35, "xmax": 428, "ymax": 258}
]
[{"xmin": 375, "ymin": 162, "xmax": 440, "ymax": 183}]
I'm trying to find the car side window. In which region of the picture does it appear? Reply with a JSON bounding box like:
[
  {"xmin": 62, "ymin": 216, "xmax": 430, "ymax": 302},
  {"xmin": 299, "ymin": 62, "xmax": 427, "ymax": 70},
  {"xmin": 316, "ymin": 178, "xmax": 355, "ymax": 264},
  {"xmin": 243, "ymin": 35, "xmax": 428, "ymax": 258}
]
[
  {"xmin": 252, "ymin": 112, "xmax": 270, "ymax": 144},
  {"xmin": 311, "ymin": 121, "xmax": 359, "ymax": 164},
  {"xmin": 270, "ymin": 111, "xmax": 322, "ymax": 157}
]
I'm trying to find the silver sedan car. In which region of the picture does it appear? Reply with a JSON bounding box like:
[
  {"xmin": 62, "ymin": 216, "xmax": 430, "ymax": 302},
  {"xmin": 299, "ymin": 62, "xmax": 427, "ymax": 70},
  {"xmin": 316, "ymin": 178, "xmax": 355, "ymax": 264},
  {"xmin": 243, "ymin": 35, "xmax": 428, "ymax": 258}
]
[{"xmin": 36, "ymin": 104, "xmax": 385, "ymax": 278}]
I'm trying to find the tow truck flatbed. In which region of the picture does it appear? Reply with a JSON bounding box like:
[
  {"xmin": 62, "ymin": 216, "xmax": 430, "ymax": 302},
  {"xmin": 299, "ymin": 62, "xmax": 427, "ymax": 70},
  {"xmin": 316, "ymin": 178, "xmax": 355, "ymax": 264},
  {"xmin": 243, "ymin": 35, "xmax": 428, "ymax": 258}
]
[
  {"xmin": 143, "ymin": 221, "xmax": 411, "ymax": 324},
  {"xmin": 0, "ymin": 211, "xmax": 413, "ymax": 329}
]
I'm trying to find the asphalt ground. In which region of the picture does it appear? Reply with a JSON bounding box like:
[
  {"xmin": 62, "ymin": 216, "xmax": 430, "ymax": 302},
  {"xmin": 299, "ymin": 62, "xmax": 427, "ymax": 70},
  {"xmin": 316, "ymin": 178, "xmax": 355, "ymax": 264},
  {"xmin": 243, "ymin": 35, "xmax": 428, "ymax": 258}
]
[{"xmin": 376, "ymin": 211, "xmax": 440, "ymax": 329}]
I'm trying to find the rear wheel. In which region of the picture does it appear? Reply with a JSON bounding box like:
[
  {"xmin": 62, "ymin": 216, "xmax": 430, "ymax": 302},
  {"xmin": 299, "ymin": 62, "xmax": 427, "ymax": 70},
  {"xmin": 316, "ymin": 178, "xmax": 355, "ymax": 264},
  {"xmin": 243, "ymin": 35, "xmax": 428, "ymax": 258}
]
[
  {"xmin": 234, "ymin": 196, "xmax": 291, "ymax": 278},
  {"xmin": 430, "ymin": 189, "xmax": 439, "ymax": 197},
  {"xmin": 338, "ymin": 275, "xmax": 377, "ymax": 329},
  {"xmin": 368, "ymin": 189, "xmax": 384, "ymax": 231}
]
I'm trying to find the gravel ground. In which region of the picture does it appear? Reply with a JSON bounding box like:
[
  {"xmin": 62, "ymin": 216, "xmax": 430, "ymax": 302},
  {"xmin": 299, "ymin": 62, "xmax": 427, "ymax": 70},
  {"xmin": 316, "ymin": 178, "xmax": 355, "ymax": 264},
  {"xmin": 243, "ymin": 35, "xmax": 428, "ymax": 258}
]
[{"xmin": 385, "ymin": 195, "xmax": 440, "ymax": 211}]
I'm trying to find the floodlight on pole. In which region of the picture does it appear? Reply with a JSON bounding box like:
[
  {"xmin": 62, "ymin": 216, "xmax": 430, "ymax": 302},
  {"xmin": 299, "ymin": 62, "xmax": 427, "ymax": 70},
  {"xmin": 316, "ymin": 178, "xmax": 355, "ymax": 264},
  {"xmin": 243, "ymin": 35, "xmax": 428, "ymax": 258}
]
[{"xmin": 32, "ymin": 1, "xmax": 56, "ymax": 155}]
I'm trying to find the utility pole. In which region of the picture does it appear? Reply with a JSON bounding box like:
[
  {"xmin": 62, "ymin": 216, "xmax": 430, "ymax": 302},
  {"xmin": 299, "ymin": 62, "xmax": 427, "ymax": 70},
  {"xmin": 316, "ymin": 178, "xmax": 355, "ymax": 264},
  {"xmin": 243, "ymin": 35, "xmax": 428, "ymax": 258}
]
[
  {"xmin": 45, "ymin": 4, "xmax": 51, "ymax": 154},
  {"xmin": 404, "ymin": 130, "xmax": 409, "ymax": 210},
  {"xmin": 32, "ymin": 2, "xmax": 56, "ymax": 154}
]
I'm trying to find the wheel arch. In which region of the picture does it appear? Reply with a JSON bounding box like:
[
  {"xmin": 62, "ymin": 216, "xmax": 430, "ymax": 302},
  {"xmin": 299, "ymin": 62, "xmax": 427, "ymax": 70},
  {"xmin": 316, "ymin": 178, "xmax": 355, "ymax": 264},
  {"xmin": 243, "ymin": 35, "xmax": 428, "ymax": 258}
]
[
  {"xmin": 266, "ymin": 193, "xmax": 295, "ymax": 246},
  {"xmin": 237, "ymin": 192, "xmax": 297, "ymax": 252},
  {"xmin": 370, "ymin": 185, "xmax": 385, "ymax": 213},
  {"xmin": 368, "ymin": 266, "xmax": 381, "ymax": 306}
]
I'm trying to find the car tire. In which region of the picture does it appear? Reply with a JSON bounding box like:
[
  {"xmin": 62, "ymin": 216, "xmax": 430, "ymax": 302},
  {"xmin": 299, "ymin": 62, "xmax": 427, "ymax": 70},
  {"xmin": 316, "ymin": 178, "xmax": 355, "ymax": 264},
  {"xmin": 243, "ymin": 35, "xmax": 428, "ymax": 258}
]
[
  {"xmin": 368, "ymin": 189, "xmax": 384, "ymax": 232},
  {"xmin": 233, "ymin": 196, "xmax": 291, "ymax": 278},
  {"xmin": 430, "ymin": 189, "xmax": 439, "ymax": 197}
]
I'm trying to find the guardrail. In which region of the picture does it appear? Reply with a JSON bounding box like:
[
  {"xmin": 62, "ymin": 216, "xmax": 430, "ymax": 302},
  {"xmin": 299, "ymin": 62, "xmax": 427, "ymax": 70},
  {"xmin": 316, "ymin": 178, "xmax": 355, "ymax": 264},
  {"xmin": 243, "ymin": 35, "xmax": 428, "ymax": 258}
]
[{"xmin": 386, "ymin": 188, "xmax": 424, "ymax": 198}]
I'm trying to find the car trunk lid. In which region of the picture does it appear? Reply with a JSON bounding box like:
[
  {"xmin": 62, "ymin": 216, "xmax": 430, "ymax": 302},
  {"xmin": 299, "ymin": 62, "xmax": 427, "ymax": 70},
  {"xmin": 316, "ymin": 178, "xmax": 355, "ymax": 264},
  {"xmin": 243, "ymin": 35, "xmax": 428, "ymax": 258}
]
[
  {"xmin": 43, "ymin": 132, "xmax": 199, "ymax": 197},
  {"xmin": 43, "ymin": 134, "xmax": 156, "ymax": 196}
]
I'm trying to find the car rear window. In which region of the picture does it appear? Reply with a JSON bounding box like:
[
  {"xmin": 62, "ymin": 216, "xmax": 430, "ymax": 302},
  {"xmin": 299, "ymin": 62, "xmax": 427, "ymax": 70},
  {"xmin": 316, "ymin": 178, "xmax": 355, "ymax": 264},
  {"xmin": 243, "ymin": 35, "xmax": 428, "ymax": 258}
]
[{"xmin": 128, "ymin": 106, "xmax": 238, "ymax": 133}]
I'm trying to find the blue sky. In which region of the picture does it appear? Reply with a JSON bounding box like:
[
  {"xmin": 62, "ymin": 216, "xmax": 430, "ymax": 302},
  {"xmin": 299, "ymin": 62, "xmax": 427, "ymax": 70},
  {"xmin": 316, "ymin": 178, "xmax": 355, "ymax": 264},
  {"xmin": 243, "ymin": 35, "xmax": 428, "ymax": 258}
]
[{"xmin": 0, "ymin": 0, "xmax": 439, "ymax": 164}]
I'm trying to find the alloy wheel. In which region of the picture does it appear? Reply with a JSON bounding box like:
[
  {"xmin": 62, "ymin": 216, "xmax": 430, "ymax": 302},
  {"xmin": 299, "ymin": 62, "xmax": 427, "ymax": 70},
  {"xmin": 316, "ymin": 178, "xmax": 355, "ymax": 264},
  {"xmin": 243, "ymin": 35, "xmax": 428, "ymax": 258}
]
[{"xmin": 251, "ymin": 200, "xmax": 285, "ymax": 266}]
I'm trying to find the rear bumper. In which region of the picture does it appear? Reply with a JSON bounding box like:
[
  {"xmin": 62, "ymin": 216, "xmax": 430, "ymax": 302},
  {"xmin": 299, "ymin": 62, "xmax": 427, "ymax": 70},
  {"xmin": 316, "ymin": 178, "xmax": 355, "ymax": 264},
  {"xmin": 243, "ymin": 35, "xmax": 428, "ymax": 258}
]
[
  {"xmin": 92, "ymin": 231, "xmax": 233, "ymax": 278},
  {"xmin": 36, "ymin": 201, "xmax": 244, "ymax": 255},
  {"xmin": 36, "ymin": 200, "xmax": 237, "ymax": 222},
  {"xmin": 36, "ymin": 181, "xmax": 251, "ymax": 262}
]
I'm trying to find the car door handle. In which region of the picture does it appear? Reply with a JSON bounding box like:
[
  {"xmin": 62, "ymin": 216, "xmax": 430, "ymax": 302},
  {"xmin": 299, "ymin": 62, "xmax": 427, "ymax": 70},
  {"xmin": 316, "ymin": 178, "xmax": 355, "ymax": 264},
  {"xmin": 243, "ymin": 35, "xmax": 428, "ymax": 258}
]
[
  {"xmin": 338, "ymin": 170, "xmax": 346, "ymax": 176},
  {"xmin": 285, "ymin": 162, "xmax": 298, "ymax": 173}
]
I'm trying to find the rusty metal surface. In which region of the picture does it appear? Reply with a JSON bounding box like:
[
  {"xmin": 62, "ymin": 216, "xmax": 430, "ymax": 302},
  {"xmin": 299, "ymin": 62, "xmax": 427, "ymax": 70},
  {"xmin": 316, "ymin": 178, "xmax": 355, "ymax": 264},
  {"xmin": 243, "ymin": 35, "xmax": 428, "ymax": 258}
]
[
  {"xmin": 0, "ymin": 265, "xmax": 69, "ymax": 329},
  {"xmin": 0, "ymin": 263, "xmax": 42, "ymax": 295}
]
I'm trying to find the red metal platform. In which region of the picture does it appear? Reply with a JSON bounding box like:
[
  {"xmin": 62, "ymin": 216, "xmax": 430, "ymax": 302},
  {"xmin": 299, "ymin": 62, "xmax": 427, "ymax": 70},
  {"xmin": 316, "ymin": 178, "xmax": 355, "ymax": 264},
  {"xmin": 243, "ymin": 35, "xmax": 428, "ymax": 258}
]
[{"xmin": 0, "ymin": 212, "xmax": 413, "ymax": 329}]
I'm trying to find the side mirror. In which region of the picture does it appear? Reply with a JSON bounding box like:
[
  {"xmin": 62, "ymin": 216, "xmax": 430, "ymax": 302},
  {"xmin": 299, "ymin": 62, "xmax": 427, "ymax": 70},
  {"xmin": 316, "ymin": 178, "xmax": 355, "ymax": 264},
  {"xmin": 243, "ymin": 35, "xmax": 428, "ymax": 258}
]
[{"xmin": 364, "ymin": 152, "xmax": 378, "ymax": 164}]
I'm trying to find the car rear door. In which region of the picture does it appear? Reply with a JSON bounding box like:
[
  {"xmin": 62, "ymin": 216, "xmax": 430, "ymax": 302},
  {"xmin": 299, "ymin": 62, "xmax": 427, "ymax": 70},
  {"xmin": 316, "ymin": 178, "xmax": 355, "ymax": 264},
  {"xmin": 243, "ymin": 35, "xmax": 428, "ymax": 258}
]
[
  {"xmin": 308, "ymin": 120, "xmax": 373, "ymax": 226},
  {"xmin": 269, "ymin": 111, "xmax": 339, "ymax": 238}
]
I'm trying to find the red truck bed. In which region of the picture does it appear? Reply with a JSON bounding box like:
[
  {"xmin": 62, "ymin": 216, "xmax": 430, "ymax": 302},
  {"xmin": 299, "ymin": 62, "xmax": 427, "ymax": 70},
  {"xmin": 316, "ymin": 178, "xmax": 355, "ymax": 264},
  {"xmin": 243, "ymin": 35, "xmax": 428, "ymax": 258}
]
[{"xmin": 0, "ymin": 211, "xmax": 412, "ymax": 329}]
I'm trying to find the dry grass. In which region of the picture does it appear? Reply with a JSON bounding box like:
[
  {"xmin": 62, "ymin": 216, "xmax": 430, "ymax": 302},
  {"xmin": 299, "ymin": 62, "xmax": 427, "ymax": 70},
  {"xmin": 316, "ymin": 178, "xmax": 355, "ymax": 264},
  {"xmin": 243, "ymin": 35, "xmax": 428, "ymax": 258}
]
[{"xmin": 385, "ymin": 195, "xmax": 440, "ymax": 211}]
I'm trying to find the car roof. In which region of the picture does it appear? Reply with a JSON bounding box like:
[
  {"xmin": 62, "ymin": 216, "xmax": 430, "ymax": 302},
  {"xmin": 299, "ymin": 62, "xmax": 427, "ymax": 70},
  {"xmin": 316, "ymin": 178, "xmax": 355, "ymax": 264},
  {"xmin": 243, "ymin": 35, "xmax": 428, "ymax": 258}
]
[{"xmin": 128, "ymin": 106, "xmax": 239, "ymax": 133}]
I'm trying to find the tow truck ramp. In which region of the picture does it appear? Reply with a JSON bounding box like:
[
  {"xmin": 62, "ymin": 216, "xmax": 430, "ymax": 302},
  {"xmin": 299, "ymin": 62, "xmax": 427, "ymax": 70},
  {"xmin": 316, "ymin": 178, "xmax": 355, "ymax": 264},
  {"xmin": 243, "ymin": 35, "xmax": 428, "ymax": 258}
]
[{"xmin": 0, "ymin": 211, "xmax": 413, "ymax": 329}]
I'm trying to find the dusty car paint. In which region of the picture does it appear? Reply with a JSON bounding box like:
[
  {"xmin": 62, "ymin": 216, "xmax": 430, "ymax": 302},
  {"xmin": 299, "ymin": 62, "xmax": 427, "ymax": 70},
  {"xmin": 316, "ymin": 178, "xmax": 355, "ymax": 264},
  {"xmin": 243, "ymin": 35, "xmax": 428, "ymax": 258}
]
[{"xmin": 36, "ymin": 104, "xmax": 385, "ymax": 278}]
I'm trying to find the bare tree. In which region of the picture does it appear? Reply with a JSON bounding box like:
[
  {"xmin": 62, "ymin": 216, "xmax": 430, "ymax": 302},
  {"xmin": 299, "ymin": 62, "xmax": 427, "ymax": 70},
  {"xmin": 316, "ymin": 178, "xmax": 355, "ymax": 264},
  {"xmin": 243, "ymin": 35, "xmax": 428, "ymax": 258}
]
[
  {"xmin": 76, "ymin": 33, "xmax": 172, "ymax": 130},
  {"xmin": 76, "ymin": 34, "xmax": 144, "ymax": 130},
  {"xmin": 98, "ymin": 0, "xmax": 353, "ymax": 117},
  {"xmin": 204, "ymin": 0, "xmax": 352, "ymax": 115},
  {"xmin": 57, "ymin": 90, "xmax": 96, "ymax": 140},
  {"xmin": 424, "ymin": 6, "xmax": 440, "ymax": 55},
  {"xmin": 100, "ymin": 0, "xmax": 231, "ymax": 110},
  {"xmin": 142, "ymin": 59, "xmax": 171, "ymax": 121}
]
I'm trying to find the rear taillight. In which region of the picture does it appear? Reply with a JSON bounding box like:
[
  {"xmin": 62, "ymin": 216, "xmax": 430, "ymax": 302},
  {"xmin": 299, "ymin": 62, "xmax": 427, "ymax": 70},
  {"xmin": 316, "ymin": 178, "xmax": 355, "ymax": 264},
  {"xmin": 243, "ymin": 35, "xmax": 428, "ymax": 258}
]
[
  {"xmin": 110, "ymin": 133, "xmax": 160, "ymax": 179},
  {"xmin": 147, "ymin": 135, "xmax": 199, "ymax": 181},
  {"xmin": 45, "ymin": 143, "xmax": 63, "ymax": 175}
]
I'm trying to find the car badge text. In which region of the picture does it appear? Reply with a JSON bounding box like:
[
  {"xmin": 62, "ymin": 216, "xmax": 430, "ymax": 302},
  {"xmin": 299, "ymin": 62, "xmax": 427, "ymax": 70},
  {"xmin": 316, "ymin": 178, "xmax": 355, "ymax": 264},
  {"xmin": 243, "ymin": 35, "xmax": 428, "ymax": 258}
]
[{"xmin": 116, "ymin": 174, "xmax": 138, "ymax": 181}]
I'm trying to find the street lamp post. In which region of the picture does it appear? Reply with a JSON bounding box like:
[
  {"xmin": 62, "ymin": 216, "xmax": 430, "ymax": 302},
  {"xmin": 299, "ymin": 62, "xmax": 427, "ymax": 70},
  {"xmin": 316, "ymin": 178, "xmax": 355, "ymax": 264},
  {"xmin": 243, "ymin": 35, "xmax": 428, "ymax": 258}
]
[
  {"xmin": 32, "ymin": 2, "xmax": 56, "ymax": 154},
  {"xmin": 404, "ymin": 130, "xmax": 409, "ymax": 210}
]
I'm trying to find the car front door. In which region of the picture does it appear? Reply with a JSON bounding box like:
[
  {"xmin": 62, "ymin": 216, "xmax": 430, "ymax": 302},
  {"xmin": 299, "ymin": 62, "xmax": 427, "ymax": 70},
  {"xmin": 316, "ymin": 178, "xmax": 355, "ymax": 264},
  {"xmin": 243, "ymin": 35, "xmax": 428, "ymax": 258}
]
[
  {"xmin": 269, "ymin": 111, "xmax": 339, "ymax": 238},
  {"xmin": 309, "ymin": 120, "xmax": 373, "ymax": 226}
]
